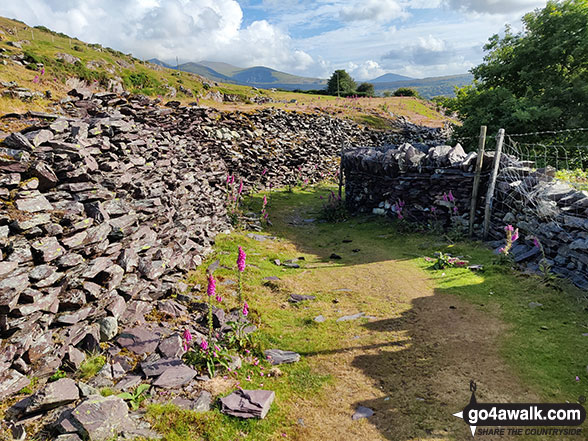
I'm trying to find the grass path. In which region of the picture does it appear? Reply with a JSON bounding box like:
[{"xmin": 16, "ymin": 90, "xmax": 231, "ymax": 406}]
[{"xmin": 151, "ymin": 186, "xmax": 587, "ymax": 441}]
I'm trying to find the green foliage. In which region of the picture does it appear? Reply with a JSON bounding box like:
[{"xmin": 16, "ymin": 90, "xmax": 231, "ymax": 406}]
[
  {"xmin": 326, "ymin": 69, "xmax": 356, "ymax": 95},
  {"xmin": 123, "ymin": 71, "xmax": 158, "ymax": 89},
  {"xmin": 48, "ymin": 369, "xmax": 67, "ymax": 382},
  {"xmin": 319, "ymin": 191, "xmax": 347, "ymax": 222},
  {"xmin": 224, "ymin": 320, "xmax": 260, "ymax": 353},
  {"xmin": 393, "ymin": 87, "xmax": 420, "ymax": 97},
  {"xmin": 78, "ymin": 354, "xmax": 106, "ymax": 380},
  {"xmin": 183, "ymin": 344, "xmax": 232, "ymax": 378},
  {"xmin": 356, "ymin": 82, "xmax": 375, "ymax": 96},
  {"xmin": 555, "ymin": 168, "xmax": 588, "ymax": 190},
  {"xmin": 118, "ymin": 384, "xmax": 151, "ymax": 410},
  {"xmin": 452, "ymin": 0, "xmax": 588, "ymax": 147},
  {"xmin": 431, "ymin": 252, "xmax": 467, "ymax": 269}
]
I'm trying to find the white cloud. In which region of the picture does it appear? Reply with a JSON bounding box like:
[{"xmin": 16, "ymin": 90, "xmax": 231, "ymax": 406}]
[
  {"xmin": 444, "ymin": 0, "xmax": 546, "ymax": 15},
  {"xmin": 347, "ymin": 60, "xmax": 386, "ymax": 80},
  {"xmin": 0, "ymin": 0, "xmax": 315, "ymax": 72},
  {"xmin": 340, "ymin": 0, "xmax": 409, "ymax": 22}
]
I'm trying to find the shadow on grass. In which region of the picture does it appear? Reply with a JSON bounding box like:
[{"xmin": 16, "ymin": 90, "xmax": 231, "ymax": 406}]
[{"xmin": 257, "ymin": 186, "xmax": 588, "ymax": 441}]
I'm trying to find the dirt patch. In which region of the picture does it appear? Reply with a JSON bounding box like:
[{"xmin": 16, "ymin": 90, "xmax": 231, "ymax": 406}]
[{"xmin": 277, "ymin": 249, "xmax": 540, "ymax": 440}]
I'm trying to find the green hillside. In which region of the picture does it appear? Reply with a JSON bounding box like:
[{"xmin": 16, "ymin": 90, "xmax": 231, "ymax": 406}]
[{"xmin": 374, "ymin": 73, "xmax": 474, "ymax": 98}]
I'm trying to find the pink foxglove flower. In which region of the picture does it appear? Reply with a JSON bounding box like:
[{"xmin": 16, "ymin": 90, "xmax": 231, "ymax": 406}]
[
  {"xmin": 505, "ymin": 225, "xmax": 514, "ymax": 232},
  {"xmin": 238, "ymin": 179, "xmax": 244, "ymax": 195},
  {"xmin": 206, "ymin": 274, "xmax": 216, "ymax": 297},
  {"xmin": 237, "ymin": 246, "xmax": 246, "ymax": 272},
  {"xmin": 33, "ymin": 75, "xmax": 39, "ymax": 83},
  {"xmin": 200, "ymin": 339, "xmax": 208, "ymax": 351},
  {"xmin": 243, "ymin": 301, "xmax": 249, "ymax": 316},
  {"xmin": 448, "ymin": 190, "xmax": 455, "ymax": 202},
  {"xmin": 511, "ymin": 229, "xmax": 519, "ymax": 242},
  {"xmin": 262, "ymin": 168, "xmax": 268, "ymax": 176},
  {"xmin": 533, "ymin": 237, "xmax": 541, "ymax": 248},
  {"xmin": 182, "ymin": 329, "xmax": 192, "ymax": 351}
]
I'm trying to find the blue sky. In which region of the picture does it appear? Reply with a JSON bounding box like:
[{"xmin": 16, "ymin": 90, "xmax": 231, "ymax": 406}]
[{"xmin": 0, "ymin": 0, "xmax": 547, "ymax": 80}]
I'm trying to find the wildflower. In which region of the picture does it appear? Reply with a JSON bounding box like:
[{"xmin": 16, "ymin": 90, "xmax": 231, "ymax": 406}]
[
  {"xmin": 453, "ymin": 206, "xmax": 458, "ymax": 214},
  {"xmin": 430, "ymin": 206, "xmax": 436, "ymax": 214},
  {"xmin": 200, "ymin": 339, "xmax": 209, "ymax": 351},
  {"xmin": 511, "ymin": 229, "xmax": 519, "ymax": 242},
  {"xmin": 206, "ymin": 274, "xmax": 216, "ymax": 297},
  {"xmin": 576, "ymin": 376, "xmax": 580, "ymax": 382},
  {"xmin": 237, "ymin": 246, "xmax": 246, "ymax": 272},
  {"xmin": 226, "ymin": 174, "xmax": 233, "ymax": 184},
  {"xmin": 238, "ymin": 179, "xmax": 244, "ymax": 195},
  {"xmin": 182, "ymin": 329, "xmax": 192, "ymax": 351},
  {"xmin": 262, "ymin": 168, "xmax": 268, "ymax": 176},
  {"xmin": 262, "ymin": 195, "xmax": 267, "ymax": 209},
  {"xmin": 244, "ymin": 349, "xmax": 250, "ymax": 354},
  {"xmin": 505, "ymin": 225, "xmax": 514, "ymax": 232},
  {"xmin": 216, "ymin": 294, "xmax": 222, "ymax": 303},
  {"xmin": 533, "ymin": 237, "xmax": 541, "ymax": 248},
  {"xmin": 243, "ymin": 301, "xmax": 249, "ymax": 316},
  {"xmin": 33, "ymin": 75, "xmax": 39, "ymax": 83},
  {"xmin": 448, "ymin": 190, "xmax": 455, "ymax": 202},
  {"xmin": 263, "ymin": 212, "xmax": 269, "ymax": 220},
  {"xmin": 40, "ymin": 67, "xmax": 45, "ymax": 75},
  {"xmin": 443, "ymin": 193, "xmax": 448, "ymax": 202}
]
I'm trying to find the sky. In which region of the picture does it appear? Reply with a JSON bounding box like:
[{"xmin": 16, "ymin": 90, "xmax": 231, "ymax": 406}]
[{"xmin": 0, "ymin": 0, "xmax": 547, "ymax": 80}]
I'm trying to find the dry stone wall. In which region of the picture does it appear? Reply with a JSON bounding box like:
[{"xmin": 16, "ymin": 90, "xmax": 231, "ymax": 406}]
[
  {"xmin": 343, "ymin": 146, "xmax": 588, "ymax": 289},
  {"xmin": 0, "ymin": 88, "xmax": 431, "ymax": 401}
]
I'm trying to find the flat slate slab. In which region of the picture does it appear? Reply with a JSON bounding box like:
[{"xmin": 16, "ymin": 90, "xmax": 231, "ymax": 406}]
[
  {"xmin": 220, "ymin": 389, "xmax": 275, "ymax": 419},
  {"xmin": 141, "ymin": 357, "xmax": 183, "ymax": 377},
  {"xmin": 352, "ymin": 405, "xmax": 374, "ymax": 420},
  {"xmin": 336, "ymin": 312, "xmax": 365, "ymax": 322},
  {"xmin": 69, "ymin": 395, "xmax": 133, "ymax": 441},
  {"xmin": 264, "ymin": 349, "xmax": 301, "ymax": 365},
  {"xmin": 288, "ymin": 294, "xmax": 316, "ymax": 303},
  {"xmin": 117, "ymin": 328, "xmax": 161, "ymax": 355},
  {"xmin": 152, "ymin": 364, "xmax": 197, "ymax": 388}
]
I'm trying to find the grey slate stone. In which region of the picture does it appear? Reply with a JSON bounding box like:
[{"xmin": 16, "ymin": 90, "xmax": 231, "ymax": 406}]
[
  {"xmin": 152, "ymin": 364, "xmax": 197, "ymax": 388},
  {"xmin": 220, "ymin": 389, "xmax": 275, "ymax": 419},
  {"xmin": 69, "ymin": 395, "xmax": 134, "ymax": 441},
  {"xmin": 264, "ymin": 349, "xmax": 301, "ymax": 365}
]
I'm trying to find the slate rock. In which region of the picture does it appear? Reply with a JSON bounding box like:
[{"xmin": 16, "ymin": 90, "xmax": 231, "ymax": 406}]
[
  {"xmin": 220, "ymin": 389, "xmax": 275, "ymax": 419},
  {"xmin": 172, "ymin": 390, "xmax": 212, "ymax": 412},
  {"xmin": 15, "ymin": 194, "xmax": 53, "ymax": 213},
  {"xmin": 69, "ymin": 395, "xmax": 134, "ymax": 441},
  {"xmin": 99, "ymin": 317, "xmax": 118, "ymax": 341},
  {"xmin": 141, "ymin": 357, "xmax": 183, "ymax": 377},
  {"xmin": 314, "ymin": 315, "xmax": 326, "ymax": 323},
  {"xmin": 264, "ymin": 349, "xmax": 301, "ymax": 365},
  {"xmin": 157, "ymin": 334, "xmax": 185, "ymax": 358},
  {"xmin": 0, "ymin": 369, "xmax": 30, "ymax": 400},
  {"xmin": 152, "ymin": 364, "xmax": 197, "ymax": 388},
  {"xmin": 288, "ymin": 294, "xmax": 316, "ymax": 303},
  {"xmin": 30, "ymin": 236, "xmax": 64, "ymax": 262},
  {"xmin": 117, "ymin": 328, "xmax": 160, "ymax": 355},
  {"xmin": 19, "ymin": 378, "xmax": 79, "ymax": 415},
  {"xmin": 336, "ymin": 312, "xmax": 365, "ymax": 322},
  {"xmin": 352, "ymin": 405, "xmax": 374, "ymax": 420},
  {"xmin": 4, "ymin": 132, "xmax": 34, "ymax": 151}
]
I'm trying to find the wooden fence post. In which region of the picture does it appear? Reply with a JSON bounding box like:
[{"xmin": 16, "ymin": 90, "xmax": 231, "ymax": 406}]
[
  {"xmin": 483, "ymin": 128, "xmax": 505, "ymax": 239},
  {"xmin": 469, "ymin": 125, "xmax": 487, "ymax": 236},
  {"xmin": 338, "ymin": 145, "xmax": 344, "ymax": 199}
]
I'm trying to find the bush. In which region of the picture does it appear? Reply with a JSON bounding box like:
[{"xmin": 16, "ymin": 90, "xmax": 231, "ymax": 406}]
[{"xmin": 393, "ymin": 87, "xmax": 420, "ymax": 97}]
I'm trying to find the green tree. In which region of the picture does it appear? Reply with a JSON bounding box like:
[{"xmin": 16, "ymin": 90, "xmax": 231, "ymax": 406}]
[
  {"xmin": 452, "ymin": 0, "xmax": 588, "ymax": 145},
  {"xmin": 393, "ymin": 87, "xmax": 420, "ymax": 97},
  {"xmin": 357, "ymin": 82, "xmax": 375, "ymax": 96},
  {"xmin": 326, "ymin": 70, "xmax": 356, "ymax": 96}
]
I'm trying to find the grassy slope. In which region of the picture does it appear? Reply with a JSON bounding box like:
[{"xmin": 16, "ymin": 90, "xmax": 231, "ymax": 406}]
[
  {"xmin": 144, "ymin": 186, "xmax": 587, "ymax": 441},
  {"xmin": 0, "ymin": 16, "xmax": 451, "ymax": 129}
]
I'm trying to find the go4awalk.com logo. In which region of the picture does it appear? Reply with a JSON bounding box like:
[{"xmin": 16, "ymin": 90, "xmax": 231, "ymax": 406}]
[{"xmin": 453, "ymin": 381, "xmax": 586, "ymax": 437}]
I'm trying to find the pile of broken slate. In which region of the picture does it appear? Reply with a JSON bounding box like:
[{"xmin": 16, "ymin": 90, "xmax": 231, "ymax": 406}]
[{"xmin": 0, "ymin": 87, "xmax": 444, "ymax": 440}]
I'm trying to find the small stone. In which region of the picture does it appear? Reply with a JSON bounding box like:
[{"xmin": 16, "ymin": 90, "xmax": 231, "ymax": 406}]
[
  {"xmin": 352, "ymin": 405, "xmax": 374, "ymax": 420},
  {"xmin": 288, "ymin": 294, "xmax": 316, "ymax": 303},
  {"xmin": 99, "ymin": 317, "xmax": 118, "ymax": 341},
  {"xmin": 264, "ymin": 349, "xmax": 301, "ymax": 365},
  {"xmin": 330, "ymin": 253, "xmax": 342, "ymax": 260},
  {"xmin": 336, "ymin": 312, "xmax": 365, "ymax": 322},
  {"xmin": 157, "ymin": 334, "xmax": 185, "ymax": 358},
  {"xmin": 314, "ymin": 315, "xmax": 326, "ymax": 323},
  {"xmin": 220, "ymin": 389, "xmax": 275, "ymax": 419},
  {"xmin": 528, "ymin": 302, "xmax": 543, "ymax": 309}
]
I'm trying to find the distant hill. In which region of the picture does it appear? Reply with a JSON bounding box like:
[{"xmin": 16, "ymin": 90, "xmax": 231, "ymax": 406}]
[
  {"xmin": 372, "ymin": 74, "xmax": 474, "ymax": 98},
  {"xmin": 370, "ymin": 73, "xmax": 414, "ymax": 83}
]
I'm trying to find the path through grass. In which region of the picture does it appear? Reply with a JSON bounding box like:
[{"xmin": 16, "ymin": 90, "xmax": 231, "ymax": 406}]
[{"xmin": 147, "ymin": 186, "xmax": 587, "ymax": 441}]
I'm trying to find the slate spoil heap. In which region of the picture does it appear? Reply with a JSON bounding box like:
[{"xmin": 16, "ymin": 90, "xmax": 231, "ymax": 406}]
[{"xmin": 0, "ymin": 89, "xmax": 447, "ymax": 439}]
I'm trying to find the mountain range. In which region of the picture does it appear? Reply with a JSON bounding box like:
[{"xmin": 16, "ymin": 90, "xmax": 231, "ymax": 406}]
[{"xmin": 149, "ymin": 59, "xmax": 473, "ymax": 97}]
